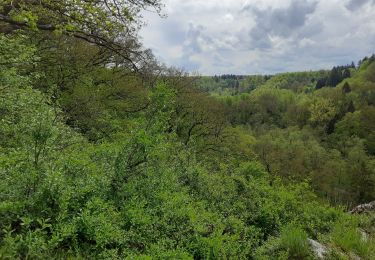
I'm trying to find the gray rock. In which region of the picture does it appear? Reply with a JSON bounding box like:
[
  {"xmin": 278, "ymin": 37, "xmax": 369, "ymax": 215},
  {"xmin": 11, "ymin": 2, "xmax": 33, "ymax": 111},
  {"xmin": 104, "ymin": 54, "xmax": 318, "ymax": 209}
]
[
  {"xmin": 349, "ymin": 252, "xmax": 361, "ymax": 260},
  {"xmin": 350, "ymin": 201, "xmax": 375, "ymax": 214},
  {"xmin": 308, "ymin": 238, "xmax": 328, "ymax": 259},
  {"xmin": 358, "ymin": 229, "xmax": 368, "ymax": 242}
]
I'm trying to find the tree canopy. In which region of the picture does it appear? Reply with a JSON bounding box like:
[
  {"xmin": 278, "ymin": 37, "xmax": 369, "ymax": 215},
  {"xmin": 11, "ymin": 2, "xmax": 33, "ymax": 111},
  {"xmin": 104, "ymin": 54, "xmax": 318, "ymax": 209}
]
[{"xmin": 0, "ymin": 0, "xmax": 163, "ymax": 70}]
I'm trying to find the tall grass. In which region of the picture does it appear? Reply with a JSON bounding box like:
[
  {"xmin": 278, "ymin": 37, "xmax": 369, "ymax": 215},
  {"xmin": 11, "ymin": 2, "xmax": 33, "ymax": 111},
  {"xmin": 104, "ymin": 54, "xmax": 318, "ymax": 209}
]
[
  {"xmin": 280, "ymin": 224, "xmax": 311, "ymax": 259},
  {"xmin": 331, "ymin": 218, "xmax": 374, "ymax": 258}
]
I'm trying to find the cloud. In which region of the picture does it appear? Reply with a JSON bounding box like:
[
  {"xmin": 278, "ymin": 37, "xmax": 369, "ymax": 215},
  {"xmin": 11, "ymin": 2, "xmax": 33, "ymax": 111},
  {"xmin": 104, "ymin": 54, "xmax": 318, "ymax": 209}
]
[
  {"xmin": 184, "ymin": 23, "xmax": 214, "ymax": 54},
  {"xmin": 140, "ymin": 0, "xmax": 375, "ymax": 75},
  {"xmin": 346, "ymin": 0, "xmax": 375, "ymax": 11},
  {"xmin": 252, "ymin": 0, "xmax": 317, "ymax": 37},
  {"xmin": 240, "ymin": 0, "xmax": 318, "ymax": 49}
]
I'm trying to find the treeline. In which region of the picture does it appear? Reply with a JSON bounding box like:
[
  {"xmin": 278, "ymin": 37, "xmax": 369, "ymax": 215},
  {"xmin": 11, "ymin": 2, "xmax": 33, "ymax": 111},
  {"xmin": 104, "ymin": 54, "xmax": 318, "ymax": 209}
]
[
  {"xmin": 201, "ymin": 58, "xmax": 374, "ymax": 95},
  {"xmin": 315, "ymin": 64, "xmax": 355, "ymax": 89},
  {"xmin": 199, "ymin": 70, "xmax": 328, "ymax": 95},
  {"xmin": 198, "ymin": 75, "xmax": 271, "ymax": 94}
]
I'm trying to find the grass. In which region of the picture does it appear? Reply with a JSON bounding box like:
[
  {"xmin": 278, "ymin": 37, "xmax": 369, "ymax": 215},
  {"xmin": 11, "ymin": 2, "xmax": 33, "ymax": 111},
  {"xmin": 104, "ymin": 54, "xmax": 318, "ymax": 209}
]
[
  {"xmin": 331, "ymin": 217, "xmax": 375, "ymax": 259},
  {"xmin": 280, "ymin": 224, "xmax": 312, "ymax": 259}
]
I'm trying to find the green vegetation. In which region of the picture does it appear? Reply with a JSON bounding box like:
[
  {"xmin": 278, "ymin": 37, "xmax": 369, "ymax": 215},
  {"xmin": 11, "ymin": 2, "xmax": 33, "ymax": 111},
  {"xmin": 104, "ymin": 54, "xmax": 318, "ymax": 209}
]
[
  {"xmin": 0, "ymin": 1, "xmax": 374, "ymax": 259},
  {"xmin": 213, "ymin": 59, "xmax": 375, "ymax": 207},
  {"xmin": 331, "ymin": 221, "xmax": 371, "ymax": 257},
  {"xmin": 279, "ymin": 225, "xmax": 311, "ymax": 259}
]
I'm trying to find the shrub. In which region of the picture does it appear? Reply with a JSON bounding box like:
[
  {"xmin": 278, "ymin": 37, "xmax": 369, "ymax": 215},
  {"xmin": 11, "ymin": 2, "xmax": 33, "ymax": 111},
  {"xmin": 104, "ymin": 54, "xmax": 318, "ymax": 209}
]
[{"xmin": 280, "ymin": 224, "xmax": 312, "ymax": 259}]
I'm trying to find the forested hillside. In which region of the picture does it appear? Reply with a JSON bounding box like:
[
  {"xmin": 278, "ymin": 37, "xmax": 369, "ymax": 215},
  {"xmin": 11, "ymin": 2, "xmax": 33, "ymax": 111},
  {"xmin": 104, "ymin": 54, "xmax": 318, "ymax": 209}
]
[
  {"xmin": 205, "ymin": 57, "xmax": 375, "ymax": 207},
  {"xmin": 0, "ymin": 1, "xmax": 374, "ymax": 259}
]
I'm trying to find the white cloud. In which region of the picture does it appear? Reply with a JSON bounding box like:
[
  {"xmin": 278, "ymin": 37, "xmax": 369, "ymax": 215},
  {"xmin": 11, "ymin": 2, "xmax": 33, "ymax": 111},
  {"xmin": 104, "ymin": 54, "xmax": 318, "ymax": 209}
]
[{"xmin": 140, "ymin": 0, "xmax": 375, "ymax": 75}]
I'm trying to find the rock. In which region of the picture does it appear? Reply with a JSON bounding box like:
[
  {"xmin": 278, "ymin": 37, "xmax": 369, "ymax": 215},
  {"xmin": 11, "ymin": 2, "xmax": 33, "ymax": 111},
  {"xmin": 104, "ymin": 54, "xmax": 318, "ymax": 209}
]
[
  {"xmin": 358, "ymin": 229, "xmax": 368, "ymax": 242},
  {"xmin": 349, "ymin": 252, "xmax": 361, "ymax": 260},
  {"xmin": 350, "ymin": 201, "xmax": 375, "ymax": 214},
  {"xmin": 308, "ymin": 238, "xmax": 328, "ymax": 259}
]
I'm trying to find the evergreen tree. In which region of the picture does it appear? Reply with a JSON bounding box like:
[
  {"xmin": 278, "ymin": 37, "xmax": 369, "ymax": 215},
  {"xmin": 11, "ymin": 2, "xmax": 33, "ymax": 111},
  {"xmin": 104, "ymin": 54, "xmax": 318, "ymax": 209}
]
[
  {"xmin": 316, "ymin": 78, "xmax": 326, "ymax": 89},
  {"xmin": 343, "ymin": 68, "xmax": 351, "ymax": 79},
  {"xmin": 327, "ymin": 67, "xmax": 342, "ymax": 87},
  {"xmin": 342, "ymin": 82, "xmax": 351, "ymax": 94}
]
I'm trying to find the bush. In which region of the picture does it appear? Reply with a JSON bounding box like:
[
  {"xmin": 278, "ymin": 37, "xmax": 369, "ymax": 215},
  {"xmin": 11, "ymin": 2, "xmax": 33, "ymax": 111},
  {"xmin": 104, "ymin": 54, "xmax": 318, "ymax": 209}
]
[{"xmin": 280, "ymin": 224, "xmax": 312, "ymax": 259}]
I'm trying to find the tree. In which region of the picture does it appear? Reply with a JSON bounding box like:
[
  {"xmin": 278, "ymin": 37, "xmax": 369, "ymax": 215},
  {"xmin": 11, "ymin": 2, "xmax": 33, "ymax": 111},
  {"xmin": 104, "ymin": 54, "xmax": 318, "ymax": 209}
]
[
  {"xmin": 342, "ymin": 68, "xmax": 351, "ymax": 79},
  {"xmin": 235, "ymin": 80, "xmax": 240, "ymax": 94},
  {"xmin": 327, "ymin": 67, "xmax": 342, "ymax": 87},
  {"xmin": 342, "ymin": 82, "xmax": 351, "ymax": 94},
  {"xmin": 309, "ymin": 97, "xmax": 337, "ymax": 129},
  {"xmin": 316, "ymin": 78, "xmax": 326, "ymax": 89},
  {"xmin": 0, "ymin": 0, "xmax": 163, "ymax": 70}
]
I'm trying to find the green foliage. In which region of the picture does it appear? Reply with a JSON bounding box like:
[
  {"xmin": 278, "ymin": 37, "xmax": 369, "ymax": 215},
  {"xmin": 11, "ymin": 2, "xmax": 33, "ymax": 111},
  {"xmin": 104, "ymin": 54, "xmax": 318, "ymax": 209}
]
[
  {"xmin": 308, "ymin": 96, "xmax": 337, "ymax": 127},
  {"xmin": 280, "ymin": 224, "xmax": 311, "ymax": 259},
  {"xmin": 197, "ymin": 75, "xmax": 268, "ymax": 95},
  {"xmin": 0, "ymin": 34, "xmax": 38, "ymax": 88},
  {"xmin": 1, "ymin": 0, "xmax": 162, "ymax": 40},
  {"xmin": 329, "ymin": 217, "xmax": 375, "ymax": 259},
  {"xmin": 212, "ymin": 58, "xmax": 375, "ymax": 206},
  {"xmin": 262, "ymin": 70, "xmax": 328, "ymax": 92},
  {"xmin": 254, "ymin": 224, "xmax": 313, "ymax": 260}
]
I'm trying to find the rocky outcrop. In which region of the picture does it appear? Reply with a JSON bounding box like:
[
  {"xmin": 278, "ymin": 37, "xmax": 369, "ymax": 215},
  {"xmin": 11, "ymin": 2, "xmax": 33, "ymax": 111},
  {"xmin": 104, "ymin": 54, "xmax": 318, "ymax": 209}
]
[
  {"xmin": 308, "ymin": 238, "xmax": 328, "ymax": 259},
  {"xmin": 349, "ymin": 201, "xmax": 375, "ymax": 214},
  {"xmin": 307, "ymin": 202, "xmax": 374, "ymax": 259}
]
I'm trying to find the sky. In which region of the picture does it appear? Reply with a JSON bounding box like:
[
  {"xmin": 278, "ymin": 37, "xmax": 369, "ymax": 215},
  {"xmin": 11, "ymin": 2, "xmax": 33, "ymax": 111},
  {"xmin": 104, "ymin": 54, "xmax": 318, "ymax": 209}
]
[{"xmin": 140, "ymin": 0, "xmax": 375, "ymax": 75}]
